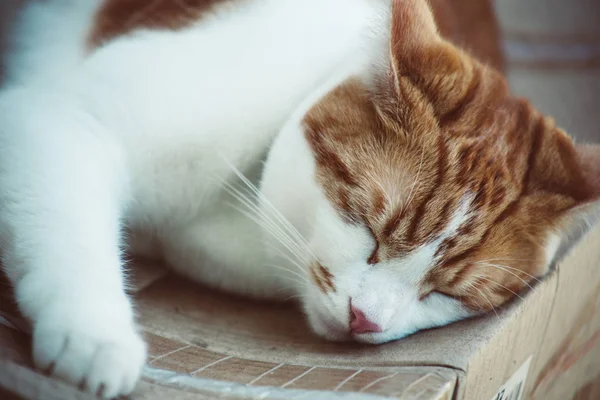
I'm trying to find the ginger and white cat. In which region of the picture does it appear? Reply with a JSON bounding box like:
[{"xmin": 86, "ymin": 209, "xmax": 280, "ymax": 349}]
[{"xmin": 1, "ymin": 0, "xmax": 598, "ymax": 398}]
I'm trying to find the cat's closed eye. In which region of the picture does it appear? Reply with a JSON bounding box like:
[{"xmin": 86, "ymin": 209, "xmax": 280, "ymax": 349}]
[
  {"xmin": 367, "ymin": 242, "xmax": 379, "ymax": 264},
  {"xmin": 366, "ymin": 227, "xmax": 380, "ymax": 264},
  {"xmin": 418, "ymin": 288, "xmax": 453, "ymax": 301}
]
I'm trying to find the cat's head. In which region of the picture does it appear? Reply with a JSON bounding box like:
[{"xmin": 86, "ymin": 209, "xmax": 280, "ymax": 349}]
[{"xmin": 259, "ymin": 0, "xmax": 600, "ymax": 343}]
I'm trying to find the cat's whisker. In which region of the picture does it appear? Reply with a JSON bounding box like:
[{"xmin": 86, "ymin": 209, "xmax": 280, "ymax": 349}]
[
  {"xmin": 220, "ymin": 158, "xmax": 317, "ymax": 260},
  {"xmin": 276, "ymin": 287, "xmax": 306, "ymax": 302},
  {"xmin": 255, "ymin": 192, "xmax": 313, "ymax": 249},
  {"xmin": 265, "ymin": 264, "xmax": 310, "ymax": 285},
  {"xmin": 219, "ymin": 179, "xmax": 311, "ymax": 264},
  {"xmin": 270, "ymin": 274, "xmax": 306, "ymax": 287},
  {"xmin": 263, "ymin": 241, "xmax": 309, "ymax": 276},
  {"xmin": 476, "ymin": 276, "xmax": 526, "ymax": 302},
  {"xmin": 475, "ymin": 262, "xmax": 541, "ymax": 287},
  {"xmin": 477, "ymin": 263, "xmax": 535, "ymax": 291},
  {"xmin": 459, "ymin": 279, "xmax": 500, "ymax": 319},
  {"xmin": 256, "ymin": 194, "xmax": 319, "ymax": 260},
  {"xmin": 470, "ymin": 285, "xmax": 499, "ymax": 318},
  {"xmin": 230, "ymin": 201, "xmax": 311, "ymax": 269},
  {"xmin": 219, "ymin": 177, "xmax": 314, "ymax": 266},
  {"xmin": 283, "ymin": 294, "xmax": 305, "ymax": 302},
  {"xmin": 475, "ymin": 265, "xmax": 537, "ymax": 294},
  {"xmin": 479, "ymin": 257, "xmax": 536, "ymax": 264},
  {"xmin": 223, "ymin": 187, "xmax": 302, "ymax": 258},
  {"xmin": 227, "ymin": 199, "xmax": 307, "ymax": 265},
  {"xmin": 211, "ymin": 173, "xmax": 287, "ymax": 244},
  {"xmin": 477, "ymin": 260, "xmax": 542, "ymax": 281}
]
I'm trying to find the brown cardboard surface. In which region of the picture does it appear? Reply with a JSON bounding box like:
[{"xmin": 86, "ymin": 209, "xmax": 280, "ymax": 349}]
[
  {"xmin": 529, "ymin": 227, "xmax": 600, "ymax": 400},
  {"xmin": 0, "ymin": 294, "xmax": 461, "ymax": 400}
]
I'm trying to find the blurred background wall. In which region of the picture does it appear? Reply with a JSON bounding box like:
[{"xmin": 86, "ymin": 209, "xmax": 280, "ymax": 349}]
[
  {"xmin": 496, "ymin": 0, "xmax": 600, "ymax": 144},
  {"xmin": 0, "ymin": 0, "xmax": 598, "ymax": 143}
]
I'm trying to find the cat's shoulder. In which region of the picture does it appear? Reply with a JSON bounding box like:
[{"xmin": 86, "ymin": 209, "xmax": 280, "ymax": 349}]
[{"xmin": 88, "ymin": 0, "xmax": 238, "ymax": 50}]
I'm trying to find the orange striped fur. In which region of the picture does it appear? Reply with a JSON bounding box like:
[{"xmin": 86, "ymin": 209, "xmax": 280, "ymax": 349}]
[
  {"xmin": 88, "ymin": 0, "xmax": 231, "ymax": 48},
  {"xmin": 303, "ymin": 0, "xmax": 600, "ymax": 312}
]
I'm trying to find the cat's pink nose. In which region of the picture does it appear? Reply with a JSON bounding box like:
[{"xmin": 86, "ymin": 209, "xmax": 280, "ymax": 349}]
[{"xmin": 349, "ymin": 304, "xmax": 382, "ymax": 334}]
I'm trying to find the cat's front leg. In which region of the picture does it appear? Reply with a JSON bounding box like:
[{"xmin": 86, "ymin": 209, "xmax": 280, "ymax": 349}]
[{"xmin": 0, "ymin": 88, "xmax": 146, "ymax": 398}]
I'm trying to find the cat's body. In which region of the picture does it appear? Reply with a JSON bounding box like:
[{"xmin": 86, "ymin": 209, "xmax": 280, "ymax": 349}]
[
  {"xmin": 0, "ymin": 1, "xmax": 387, "ymax": 396},
  {"xmin": 3, "ymin": 0, "xmax": 379, "ymax": 296},
  {"xmin": 1, "ymin": 0, "xmax": 599, "ymax": 398}
]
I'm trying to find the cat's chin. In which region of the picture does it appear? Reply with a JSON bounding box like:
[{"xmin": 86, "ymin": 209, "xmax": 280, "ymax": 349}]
[
  {"xmin": 312, "ymin": 327, "xmax": 352, "ymax": 343},
  {"xmin": 350, "ymin": 330, "xmax": 414, "ymax": 345},
  {"xmin": 306, "ymin": 310, "xmax": 351, "ymax": 343}
]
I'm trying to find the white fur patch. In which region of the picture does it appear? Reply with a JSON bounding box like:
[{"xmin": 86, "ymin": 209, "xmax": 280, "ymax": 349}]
[
  {"xmin": 544, "ymin": 233, "xmax": 561, "ymax": 267},
  {"xmin": 0, "ymin": 0, "xmax": 387, "ymax": 394}
]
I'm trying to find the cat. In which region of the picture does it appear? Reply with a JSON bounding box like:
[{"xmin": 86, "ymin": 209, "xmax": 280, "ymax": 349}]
[{"xmin": 1, "ymin": 0, "xmax": 599, "ymax": 398}]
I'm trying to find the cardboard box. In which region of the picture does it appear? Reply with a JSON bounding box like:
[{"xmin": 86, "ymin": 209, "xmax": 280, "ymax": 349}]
[{"xmin": 1, "ymin": 222, "xmax": 600, "ymax": 400}]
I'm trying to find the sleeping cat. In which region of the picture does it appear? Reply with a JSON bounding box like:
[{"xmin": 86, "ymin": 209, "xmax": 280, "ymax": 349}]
[{"xmin": 0, "ymin": 0, "xmax": 598, "ymax": 398}]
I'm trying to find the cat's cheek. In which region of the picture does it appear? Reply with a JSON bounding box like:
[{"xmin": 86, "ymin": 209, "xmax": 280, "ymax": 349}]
[
  {"xmin": 305, "ymin": 310, "xmax": 350, "ymax": 342},
  {"xmin": 301, "ymin": 285, "xmax": 350, "ymax": 341},
  {"xmin": 352, "ymin": 328, "xmax": 420, "ymax": 345},
  {"xmin": 356, "ymin": 294, "xmax": 474, "ymax": 344},
  {"xmin": 402, "ymin": 293, "xmax": 475, "ymax": 335}
]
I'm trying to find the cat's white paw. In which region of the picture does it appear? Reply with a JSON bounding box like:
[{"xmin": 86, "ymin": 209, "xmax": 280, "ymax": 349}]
[{"xmin": 32, "ymin": 311, "xmax": 147, "ymax": 399}]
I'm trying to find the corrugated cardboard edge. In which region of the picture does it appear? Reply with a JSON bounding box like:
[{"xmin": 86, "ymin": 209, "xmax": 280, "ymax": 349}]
[
  {"xmin": 0, "ymin": 316, "xmax": 460, "ymax": 400},
  {"xmin": 0, "ymin": 359, "xmax": 388, "ymax": 400},
  {"xmin": 142, "ymin": 365, "xmax": 451, "ymax": 400},
  {"xmin": 0, "ymin": 357, "xmax": 458, "ymax": 400}
]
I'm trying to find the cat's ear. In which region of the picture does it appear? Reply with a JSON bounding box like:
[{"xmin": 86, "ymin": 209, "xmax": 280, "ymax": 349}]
[
  {"xmin": 574, "ymin": 143, "xmax": 600, "ymax": 199},
  {"xmin": 548, "ymin": 142, "xmax": 600, "ymax": 261},
  {"xmin": 515, "ymin": 131, "xmax": 600, "ymax": 265},
  {"xmin": 389, "ymin": 0, "xmax": 443, "ymax": 86},
  {"xmin": 389, "ymin": 0, "xmax": 440, "ymax": 56},
  {"xmin": 528, "ymin": 126, "xmax": 600, "ymax": 231},
  {"xmin": 562, "ymin": 143, "xmax": 600, "ymax": 223},
  {"xmin": 387, "ymin": 0, "xmax": 482, "ymax": 118}
]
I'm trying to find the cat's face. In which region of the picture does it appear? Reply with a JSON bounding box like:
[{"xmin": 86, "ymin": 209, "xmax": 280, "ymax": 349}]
[{"xmin": 260, "ymin": 0, "xmax": 600, "ymax": 344}]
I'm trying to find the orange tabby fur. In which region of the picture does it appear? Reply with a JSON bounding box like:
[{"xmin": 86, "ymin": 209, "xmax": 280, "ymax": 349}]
[
  {"xmin": 303, "ymin": 0, "xmax": 600, "ymax": 312},
  {"xmin": 88, "ymin": 0, "xmax": 228, "ymax": 48}
]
